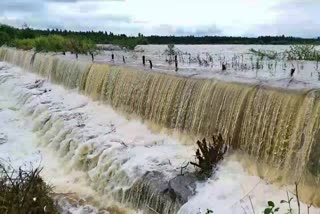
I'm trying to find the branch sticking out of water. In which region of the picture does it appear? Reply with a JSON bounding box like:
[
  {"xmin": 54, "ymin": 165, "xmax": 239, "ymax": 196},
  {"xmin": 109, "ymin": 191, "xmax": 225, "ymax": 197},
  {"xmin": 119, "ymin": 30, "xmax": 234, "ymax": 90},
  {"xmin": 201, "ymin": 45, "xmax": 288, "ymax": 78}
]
[{"xmin": 190, "ymin": 134, "xmax": 228, "ymax": 179}]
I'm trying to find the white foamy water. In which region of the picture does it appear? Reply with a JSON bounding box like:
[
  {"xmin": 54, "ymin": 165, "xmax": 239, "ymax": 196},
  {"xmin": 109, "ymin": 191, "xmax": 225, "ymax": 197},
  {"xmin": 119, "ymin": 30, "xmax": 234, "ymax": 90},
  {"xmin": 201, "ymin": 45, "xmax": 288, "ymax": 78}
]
[{"xmin": 0, "ymin": 61, "xmax": 319, "ymax": 214}]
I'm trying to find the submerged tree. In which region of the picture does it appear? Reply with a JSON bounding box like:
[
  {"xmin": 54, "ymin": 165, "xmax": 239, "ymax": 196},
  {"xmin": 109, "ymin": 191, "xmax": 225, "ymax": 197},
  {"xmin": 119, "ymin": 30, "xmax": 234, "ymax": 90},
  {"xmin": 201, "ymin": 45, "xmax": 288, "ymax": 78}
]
[
  {"xmin": 66, "ymin": 37, "xmax": 97, "ymax": 59},
  {"xmin": 286, "ymin": 45, "xmax": 319, "ymax": 61},
  {"xmin": 190, "ymin": 134, "xmax": 228, "ymax": 178},
  {"xmin": 164, "ymin": 44, "xmax": 177, "ymax": 64}
]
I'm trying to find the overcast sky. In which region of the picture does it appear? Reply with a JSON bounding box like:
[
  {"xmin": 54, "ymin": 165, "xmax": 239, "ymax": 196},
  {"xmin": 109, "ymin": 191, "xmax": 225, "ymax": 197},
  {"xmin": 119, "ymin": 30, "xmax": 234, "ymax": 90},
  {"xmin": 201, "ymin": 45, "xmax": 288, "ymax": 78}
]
[{"xmin": 0, "ymin": 0, "xmax": 319, "ymax": 37}]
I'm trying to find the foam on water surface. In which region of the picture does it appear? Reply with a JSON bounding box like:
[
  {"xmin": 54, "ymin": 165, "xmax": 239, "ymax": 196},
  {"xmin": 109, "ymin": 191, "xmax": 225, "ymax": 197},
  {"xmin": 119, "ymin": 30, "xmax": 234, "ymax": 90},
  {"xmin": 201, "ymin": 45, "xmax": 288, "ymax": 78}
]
[{"xmin": 0, "ymin": 61, "xmax": 320, "ymax": 213}]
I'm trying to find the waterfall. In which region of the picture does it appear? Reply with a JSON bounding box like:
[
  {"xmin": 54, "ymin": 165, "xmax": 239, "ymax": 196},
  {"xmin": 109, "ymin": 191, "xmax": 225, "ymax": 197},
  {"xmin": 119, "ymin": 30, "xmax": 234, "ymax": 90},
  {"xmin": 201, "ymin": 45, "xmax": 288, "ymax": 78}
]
[
  {"xmin": 0, "ymin": 66, "xmax": 191, "ymax": 213},
  {"xmin": 1, "ymin": 47, "xmax": 320, "ymax": 206}
]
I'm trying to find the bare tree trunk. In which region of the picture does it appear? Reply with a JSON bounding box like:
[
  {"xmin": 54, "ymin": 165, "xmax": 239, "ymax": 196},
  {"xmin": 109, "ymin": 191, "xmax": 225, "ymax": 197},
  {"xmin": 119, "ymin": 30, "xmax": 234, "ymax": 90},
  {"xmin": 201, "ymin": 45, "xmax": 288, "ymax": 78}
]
[
  {"xmin": 222, "ymin": 63, "xmax": 226, "ymax": 71},
  {"xmin": 175, "ymin": 55, "xmax": 178, "ymax": 72},
  {"xmin": 90, "ymin": 52, "xmax": 94, "ymax": 62},
  {"xmin": 142, "ymin": 55, "xmax": 146, "ymax": 66}
]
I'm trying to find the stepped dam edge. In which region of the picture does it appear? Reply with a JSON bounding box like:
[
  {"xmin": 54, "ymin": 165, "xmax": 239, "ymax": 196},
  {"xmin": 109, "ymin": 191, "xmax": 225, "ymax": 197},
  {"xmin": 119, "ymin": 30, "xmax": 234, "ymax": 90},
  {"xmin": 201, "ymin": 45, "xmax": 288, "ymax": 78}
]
[{"xmin": 1, "ymin": 47, "xmax": 320, "ymax": 208}]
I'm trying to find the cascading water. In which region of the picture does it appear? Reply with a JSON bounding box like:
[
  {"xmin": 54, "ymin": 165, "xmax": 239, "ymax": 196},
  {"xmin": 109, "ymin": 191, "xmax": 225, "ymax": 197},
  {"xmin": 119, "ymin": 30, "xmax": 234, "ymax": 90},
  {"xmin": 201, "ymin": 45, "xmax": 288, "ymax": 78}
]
[
  {"xmin": 0, "ymin": 64, "xmax": 197, "ymax": 213},
  {"xmin": 1, "ymin": 47, "xmax": 320, "ymax": 209}
]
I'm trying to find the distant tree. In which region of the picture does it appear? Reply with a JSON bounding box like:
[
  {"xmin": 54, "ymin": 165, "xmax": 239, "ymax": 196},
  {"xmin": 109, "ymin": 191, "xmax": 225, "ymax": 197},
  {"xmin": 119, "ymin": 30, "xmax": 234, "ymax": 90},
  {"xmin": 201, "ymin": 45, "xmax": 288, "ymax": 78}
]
[
  {"xmin": 0, "ymin": 32, "xmax": 10, "ymax": 46},
  {"xmin": 1, "ymin": 24, "xmax": 320, "ymax": 50},
  {"xmin": 0, "ymin": 25, "xmax": 17, "ymax": 39},
  {"xmin": 18, "ymin": 28, "xmax": 37, "ymax": 39}
]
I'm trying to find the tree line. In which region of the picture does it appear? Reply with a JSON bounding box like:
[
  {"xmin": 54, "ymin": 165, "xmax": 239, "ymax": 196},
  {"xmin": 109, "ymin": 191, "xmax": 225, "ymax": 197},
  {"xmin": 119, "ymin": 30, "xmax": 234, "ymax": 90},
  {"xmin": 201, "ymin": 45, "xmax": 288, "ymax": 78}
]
[
  {"xmin": 0, "ymin": 24, "xmax": 148, "ymax": 51},
  {"xmin": 1, "ymin": 24, "xmax": 320, "ymax": 52}
]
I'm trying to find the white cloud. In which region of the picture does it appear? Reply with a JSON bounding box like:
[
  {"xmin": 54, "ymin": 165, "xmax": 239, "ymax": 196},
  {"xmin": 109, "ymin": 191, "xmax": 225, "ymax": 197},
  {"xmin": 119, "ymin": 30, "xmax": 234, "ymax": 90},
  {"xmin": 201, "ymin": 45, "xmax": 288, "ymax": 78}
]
[{"xmin": 0, "ymin": 0, "xmax": 319, "ymax": 37}]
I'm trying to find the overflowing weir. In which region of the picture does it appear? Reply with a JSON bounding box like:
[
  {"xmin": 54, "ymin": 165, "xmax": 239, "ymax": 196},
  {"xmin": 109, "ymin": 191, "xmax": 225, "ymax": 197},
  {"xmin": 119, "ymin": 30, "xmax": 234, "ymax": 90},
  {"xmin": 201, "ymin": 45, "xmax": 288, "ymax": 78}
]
[{"xmin": 1, "ymin": 47, "xmax": 320, "ymax": 207}]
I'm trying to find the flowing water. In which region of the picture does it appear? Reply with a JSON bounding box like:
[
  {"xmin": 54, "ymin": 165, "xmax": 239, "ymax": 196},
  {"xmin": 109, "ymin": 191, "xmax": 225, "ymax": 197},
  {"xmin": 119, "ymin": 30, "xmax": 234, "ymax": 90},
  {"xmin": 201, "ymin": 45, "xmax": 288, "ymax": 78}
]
[{"xmin": 1, "ymin": 47, "xmax": 320, "ymax": 213}]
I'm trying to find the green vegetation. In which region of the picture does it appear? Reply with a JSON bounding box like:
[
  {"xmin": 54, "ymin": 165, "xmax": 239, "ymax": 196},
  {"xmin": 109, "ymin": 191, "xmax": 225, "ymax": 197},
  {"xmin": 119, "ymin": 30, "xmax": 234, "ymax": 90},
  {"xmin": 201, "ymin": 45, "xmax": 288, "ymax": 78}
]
[
  {"xmin": 164, "ymin": 44, "xmax": 176, "ymax": 56},
  {"xmin": 0, "ymin": 24, "xmax": 148, "ymax": 50},
  {"xmin": 285, "ymin": 45, "xmax": 320, "ymax": 61},
  {"xmin": 249, "ymin": 48, "xmax": 278, "ymax": 60},
  {"xmin": 1, "ymin": 24, "xmax": 320, "ymax": 52},
  {"xmin": 264, "ymin": 201, "xmax": 280, "ymax": 214},
  {"xmin": 0, "ymin": 24, "xmax": 99, "ymax": 59},
  {"xmin": 250, "ymin": 45, "xmax": 320, "ymax": 61},
  {"xmin": 148, "ymin": 35, "xmax": 320, "ymax": 45},
  {"xmin": 12, "ymin": 38, "xmax": 35, "ymax": 51},
  {"xmin": 164, "ymin": 44, "xmax": 179, "ymax": 64},
  {"xmin": 13, "ymin": 35, "xmax": 95, "ymax": 53},
  {"xmin": 111, "ymin": 37, "xmax": 148, "ymax": 50},
  {"xmin": 0, "ymin": 160, "xmax": 57, "ymax": 213},
  {"xmin": 0, "ymin": 31, "xmax": 10, "ymax": 46},
  {"xmin": 260, "ymin": 182, "xmax": 313, "ymax": 214},
  {"xmin": 10, "ymin": 34, "xmax": 99, "ymax": 60}
]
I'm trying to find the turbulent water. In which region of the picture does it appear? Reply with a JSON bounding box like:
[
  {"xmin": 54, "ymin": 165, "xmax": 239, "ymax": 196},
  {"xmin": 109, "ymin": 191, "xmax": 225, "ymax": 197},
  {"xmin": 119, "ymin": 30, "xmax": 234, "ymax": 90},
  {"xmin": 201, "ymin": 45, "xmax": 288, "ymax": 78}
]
[{"xmin": 1, "ymin": 47, "xmax": 320, "ymax": 213}]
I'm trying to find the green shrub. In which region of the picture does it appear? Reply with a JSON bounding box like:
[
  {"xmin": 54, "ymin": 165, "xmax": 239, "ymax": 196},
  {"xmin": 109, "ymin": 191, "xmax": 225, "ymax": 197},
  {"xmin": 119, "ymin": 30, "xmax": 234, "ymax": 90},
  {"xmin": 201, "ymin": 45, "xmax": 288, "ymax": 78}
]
[
  {"xmin": 0, "ymin": 161, "xmax": 57, "ymax": 213},
  {"xmin": 34, "ymin": 36, "xmax": 50, "ymax": 52},
  {"xmin": 249, "ymin": 48, "xmax": 278, "ymax": 60},
  {"xmin": 13, "ymin": 38, "xmax": 35, "ymax": 50},
  {"xmin": 286, "ymin": 45, "xmax": 320, "ymax": 61},
  {"xmin": 12, "ymin": 35, "xmax": 97, "ymax": 56}
]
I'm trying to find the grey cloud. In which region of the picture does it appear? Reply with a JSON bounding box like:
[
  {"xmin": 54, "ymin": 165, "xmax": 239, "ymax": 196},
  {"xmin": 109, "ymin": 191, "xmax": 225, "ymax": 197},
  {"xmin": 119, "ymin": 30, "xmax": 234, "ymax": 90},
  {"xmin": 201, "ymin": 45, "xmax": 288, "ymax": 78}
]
[
  {"xmin": 0, "ymin": 0, "xmax": 44, "ymax": 14},
  {"xmin": 247, "ymin": 0, "xmax": 320, "ymax": 38},
  {"xmin": 0, "ymin": 0, "xmax": 131, "ymax": 32},
  {"xmin": 0, "ymin": 0, "xmax": 319, "ymax": 37},
  {"xmin": 45, "ymin": 0, "xmax": 124, "ymax": 2},
  {"xmin": 272, "ymin": 0, "xmax": 319, "ymax": 10},
  {"xmin": 249, "ymin": 21, "xmax": 320, "ymax": 38}
]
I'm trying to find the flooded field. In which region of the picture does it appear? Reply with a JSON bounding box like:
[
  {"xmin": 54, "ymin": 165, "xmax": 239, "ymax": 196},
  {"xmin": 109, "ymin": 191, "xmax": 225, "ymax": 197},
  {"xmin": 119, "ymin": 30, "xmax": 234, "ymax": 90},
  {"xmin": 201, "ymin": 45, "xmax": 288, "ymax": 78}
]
[{"xmin": 66, "ymin": 44, "xmax": 320, "ymax": 90}]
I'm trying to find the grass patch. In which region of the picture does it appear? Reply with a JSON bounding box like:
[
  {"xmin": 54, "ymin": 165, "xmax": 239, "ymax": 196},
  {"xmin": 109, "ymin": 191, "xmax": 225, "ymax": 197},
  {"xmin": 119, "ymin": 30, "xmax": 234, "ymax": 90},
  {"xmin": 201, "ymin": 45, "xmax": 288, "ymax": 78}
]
[{"xmin": 0, "ymin": 160, "xmax": 57, "ymax": 214}]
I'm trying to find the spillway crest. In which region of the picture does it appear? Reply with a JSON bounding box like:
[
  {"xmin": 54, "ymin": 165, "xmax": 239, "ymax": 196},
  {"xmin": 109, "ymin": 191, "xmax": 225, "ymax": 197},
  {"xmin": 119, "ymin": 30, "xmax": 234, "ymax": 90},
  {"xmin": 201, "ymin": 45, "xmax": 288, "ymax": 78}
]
[{"xmin": 1, "ymin": 47, "xmax": 320, "ymax": 205}]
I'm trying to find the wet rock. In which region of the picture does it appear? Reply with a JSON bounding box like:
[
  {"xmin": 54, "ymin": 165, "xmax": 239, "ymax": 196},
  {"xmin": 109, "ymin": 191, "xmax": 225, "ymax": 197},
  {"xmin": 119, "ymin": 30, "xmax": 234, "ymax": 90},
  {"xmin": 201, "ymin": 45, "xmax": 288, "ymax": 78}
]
[
  {"xmin": 166, "ymin": 173, "xmax": 197, "ymax": 204},
  {"xmin": 26, "ymin": 79, "xmax": 45, "ymax": 89},
  {"xmin": 143, "ymin": 171, "xmax": 169, "ymax": 193},
  {"xmin": 97, "ymin": 210, "xmax": 109, "ymax": 214},
  {"xmin": 79, "ymin": 205, "xmax": 96, "ymax": 214},
  {"xmin": 53, "ymin": 194, "xmax": 99, "ymax": 214},
  {"xmin": 0, "ymin": 133, "xmax": 8, "ymax": 145},
  {"xmin": 140, "ymin": 171, "xmax": 197, "ymax": 204},
  {"xmin": 123, "ymin": 171, "xmax": 197, "ymax": 214}
]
